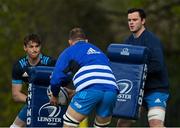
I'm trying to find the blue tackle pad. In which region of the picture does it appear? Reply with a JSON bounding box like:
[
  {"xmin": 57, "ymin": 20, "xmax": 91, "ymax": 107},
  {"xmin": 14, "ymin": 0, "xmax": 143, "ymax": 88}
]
[
  {"xmin": 107, "ymin": 44, "xmax": 148, "ymax": 119},
  {"xmin": 27, "ymin": 66, "xmax": 67, "ymax": 127}
]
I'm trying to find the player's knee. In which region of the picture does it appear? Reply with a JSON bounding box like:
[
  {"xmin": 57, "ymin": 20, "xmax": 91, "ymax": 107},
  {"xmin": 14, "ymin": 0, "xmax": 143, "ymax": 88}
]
[
  {"xmin": 148, "ymin": 108, "xmax": 165, "ymax": 122},
  {"xmin": 63, "ymin": 113, "xmax": 80, "ymax": 127},
  {"xmin": 10, "ymin": 116, "xmax": 26, "ymax": 128},
  {"xmin": 93, "ymin": 119, "xmax": 110, "ymax": 128},
  {"xmin": 116, "ymin": 119, "xmax": 135, "ymax": 127},
  {"xmin": 10, "ymin": 123, "xmax": 21, "ymax": 128},
  {"xmin": 149, "ymin": 119, "xmax": 164, "ymax": 127}
]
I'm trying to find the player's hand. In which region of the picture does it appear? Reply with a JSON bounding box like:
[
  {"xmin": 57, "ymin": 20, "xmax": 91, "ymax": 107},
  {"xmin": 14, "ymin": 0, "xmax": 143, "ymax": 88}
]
[{"xmin": 50, "ymin": 95, "xmax": 59, "ymax": 106}]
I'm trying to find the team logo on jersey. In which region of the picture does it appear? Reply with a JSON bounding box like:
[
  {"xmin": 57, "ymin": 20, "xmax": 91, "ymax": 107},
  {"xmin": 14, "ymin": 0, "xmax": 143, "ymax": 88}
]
[
  {"xmin": 37, "ymin": 102, "xmax": 62, "ymax": 125},
  {"xmin": 22, "ymin": 72, "xmax": 29, "ymax": 77},
  {"xmin": 116, "ymin": 79, "xmax": 133, "ymax": 101},
  {"xmin": 87, "ymin": 48, "xmax": 100, "ymax": 55},
  {"xmin": 120, "ymin": 48, "xmax": 130, "ymax": 56}
]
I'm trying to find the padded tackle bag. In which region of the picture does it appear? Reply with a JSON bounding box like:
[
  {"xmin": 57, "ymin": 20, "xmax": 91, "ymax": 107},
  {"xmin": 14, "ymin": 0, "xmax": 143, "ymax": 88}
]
[
  {"xmin": 107, "ymin": 44, "xmax": 148, "ymax": 119},
  {"xmin": 27, "ymin": 66, "xmax": 67, "ymax": 127}
]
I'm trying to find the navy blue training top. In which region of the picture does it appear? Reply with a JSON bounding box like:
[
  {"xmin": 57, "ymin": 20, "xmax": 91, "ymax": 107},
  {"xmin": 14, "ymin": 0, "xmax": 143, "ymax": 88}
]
[
  {"xmin": 12, "ymin": 54, "xmax": 56, "ymax": 85},
  {"xmin": 124, "ymin": 29, "xmax": 169, "ymax": 93}
]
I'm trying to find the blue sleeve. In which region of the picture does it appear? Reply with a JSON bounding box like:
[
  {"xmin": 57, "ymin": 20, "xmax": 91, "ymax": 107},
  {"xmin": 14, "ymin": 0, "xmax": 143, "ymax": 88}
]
[{"xmin": 50, "ymin": 49, "xmax": 71, "ymax": 97}]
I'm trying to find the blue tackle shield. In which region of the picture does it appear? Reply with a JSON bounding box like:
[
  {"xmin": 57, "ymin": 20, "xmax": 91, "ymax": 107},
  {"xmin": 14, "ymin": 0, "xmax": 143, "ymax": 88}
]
[
  {"xmin": 107, "ymin": 44, "xmax": 148, "ymax": 119},
  {"xmin": 26, "ymin": 66, "xmax": 67, "ymax": 127}
]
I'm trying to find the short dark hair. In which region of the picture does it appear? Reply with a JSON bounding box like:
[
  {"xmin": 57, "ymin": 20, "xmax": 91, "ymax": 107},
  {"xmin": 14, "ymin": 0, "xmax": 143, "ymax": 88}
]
[
  {"xmin": 24, "ymin": 33, "xmax": 42, "ymax": 46},
  {"xmin": 69, "ymin": 27, "xmax": 86, "ymax": 41},
  {"xmin": 127, "ymin": 8, "xmax": 146, "ymax": 19}
]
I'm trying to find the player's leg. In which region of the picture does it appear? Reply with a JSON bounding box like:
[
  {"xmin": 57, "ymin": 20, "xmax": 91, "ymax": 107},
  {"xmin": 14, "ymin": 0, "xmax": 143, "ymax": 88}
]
[
  {"xmin": 10, "ymin": 105, "xmax": 27, "ymax": 127},
  {"xmin": 63, "ymin": 105, "xmax": 87, "ymax": 127},
  {"xmin": 94, "ymin": 115, "xmax": 112, "ymax": 128},
  {"xmin": 10, "ymin": 116, "xmax": 26, "ymax": 128},
  {"xmin": 63, "ymin": 89, "xmax": 102, "ymax": 127},
  {"xmin": 95, "ymin": 91, "xmax": 117, "ymax": 127},
  {"xmin": 116, "ymin": 119, "xmax": 135, "ymax": 127},
  {"xmin": 148, "ymin": 107, "xmax": 165, "ymax": 127},
  {"xmin": 116, "ymin": 107, "xmax": 141, "ymax": 127},
  {"xmin": 144, "ymin": 92, "xmax": 169, "ymax": 127},
  {"xmin": 116, "ymin": 107, "xmax": 144, "ymax": 127}
]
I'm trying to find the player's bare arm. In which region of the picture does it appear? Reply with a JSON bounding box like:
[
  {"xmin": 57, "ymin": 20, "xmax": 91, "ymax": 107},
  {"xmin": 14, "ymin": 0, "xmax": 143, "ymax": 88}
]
[{"xmin": 12, "ymin": 84, "xmax": 27, "ymax": 102}]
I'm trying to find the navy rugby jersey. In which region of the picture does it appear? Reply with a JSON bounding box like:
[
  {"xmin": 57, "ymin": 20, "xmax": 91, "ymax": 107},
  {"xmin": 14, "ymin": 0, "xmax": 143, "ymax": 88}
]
[
  {"xmin": 124, "ymin": 29, "xmax": 169, "ymax": 93},
  {"xmin": 50, "ymin": 41, "xmax": 119, "ymax": 97},
  {"xmin": 12, "ymin": 54, "xmax": 56, "ymax": 85}
]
